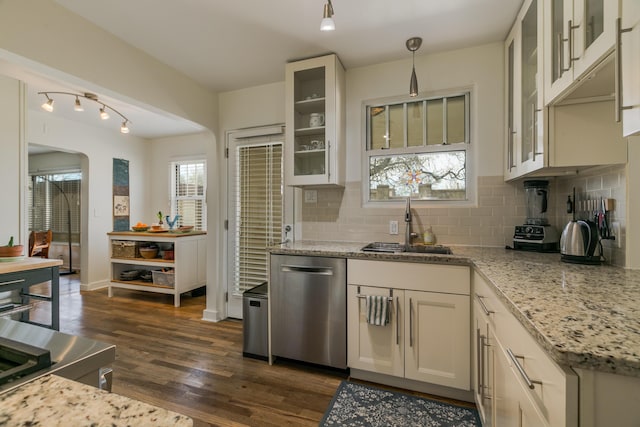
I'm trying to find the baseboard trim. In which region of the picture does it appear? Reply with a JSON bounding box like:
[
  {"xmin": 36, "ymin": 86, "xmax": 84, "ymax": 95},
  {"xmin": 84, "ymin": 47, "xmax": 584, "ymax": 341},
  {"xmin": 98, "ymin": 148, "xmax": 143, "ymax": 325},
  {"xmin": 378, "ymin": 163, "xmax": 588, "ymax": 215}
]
[
  {"xmin": 350, "ymin": 368, "xmax": 474, "ymax": 403},
  {"xmin": 81, "ymin": 280, "xmax": 109, "ymax": 292},
  {"xmin": 202, "ymin": 308, "xmax": 222, "ymax": 322}
]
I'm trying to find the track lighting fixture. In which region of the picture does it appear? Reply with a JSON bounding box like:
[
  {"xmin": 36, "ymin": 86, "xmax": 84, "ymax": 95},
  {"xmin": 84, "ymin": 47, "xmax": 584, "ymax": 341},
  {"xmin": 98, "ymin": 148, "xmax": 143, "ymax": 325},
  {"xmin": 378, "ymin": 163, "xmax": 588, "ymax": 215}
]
[
  {"xmin": 320, "ymin": 0, "xmax": 335, "ymax": 31},
  {"xmin": 406, "ymin": 37, "xmax": 422, "ymax": 97},
  {"xmin": 38, "ymin": 91, "xmax": 131, "ymax": 134}
]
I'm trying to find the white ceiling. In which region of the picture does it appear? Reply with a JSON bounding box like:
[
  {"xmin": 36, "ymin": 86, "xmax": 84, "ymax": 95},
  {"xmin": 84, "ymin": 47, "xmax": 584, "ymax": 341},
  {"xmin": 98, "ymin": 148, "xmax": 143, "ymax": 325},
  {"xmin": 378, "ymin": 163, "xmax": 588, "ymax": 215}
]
[{"xmin": 11, "ymin": 0, "xmax": 524, "ymax": 140}]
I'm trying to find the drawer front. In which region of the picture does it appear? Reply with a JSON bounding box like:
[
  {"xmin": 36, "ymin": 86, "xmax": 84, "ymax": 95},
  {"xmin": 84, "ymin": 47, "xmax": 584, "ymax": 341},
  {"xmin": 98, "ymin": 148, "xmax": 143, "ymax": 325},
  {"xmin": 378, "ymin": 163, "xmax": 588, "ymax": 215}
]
[{"xmin": 348, "ymin": 260, "xmax": 469, "ymax": 295}]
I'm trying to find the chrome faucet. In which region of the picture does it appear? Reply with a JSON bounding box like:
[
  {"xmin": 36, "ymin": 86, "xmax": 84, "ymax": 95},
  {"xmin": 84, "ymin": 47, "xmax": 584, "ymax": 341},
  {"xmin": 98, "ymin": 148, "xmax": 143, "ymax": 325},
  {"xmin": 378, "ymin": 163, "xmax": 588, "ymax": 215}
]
[{"xmin": 404, "ymin": 197, "xmax": 416, "ymax": 250}]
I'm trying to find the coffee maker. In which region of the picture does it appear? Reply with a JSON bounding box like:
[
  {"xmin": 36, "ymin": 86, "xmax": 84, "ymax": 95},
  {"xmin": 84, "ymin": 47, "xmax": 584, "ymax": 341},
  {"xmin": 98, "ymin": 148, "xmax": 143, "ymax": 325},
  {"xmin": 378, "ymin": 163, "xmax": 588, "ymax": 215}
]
[{"xmin": 513, "ymin": 180, "xmax": 560, "ymax": 252}]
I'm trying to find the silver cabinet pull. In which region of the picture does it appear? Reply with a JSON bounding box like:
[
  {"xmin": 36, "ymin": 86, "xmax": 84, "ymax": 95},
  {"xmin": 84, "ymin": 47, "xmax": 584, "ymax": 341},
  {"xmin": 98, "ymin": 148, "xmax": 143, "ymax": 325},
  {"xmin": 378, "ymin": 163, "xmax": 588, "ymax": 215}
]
[
  {"xmin": 475, "ymin": 294, "xmax": 494, "ymax": 316},
  {"xmin": 409, "ymin": 297, "xmax": 413, "ymax": 347},
  {"xmin": 326, "ymin": 140, "xmax": 331, "ymax": 181},
  {"xmin": 531, "ymin": 104, "xmax": 537, "ymax": 162},
  {"xmin": 396, "ymin": 296, "xmax": 400, "ymax": 346},
  {"xmin": 476, "ymin": 328, "xmax": 482, "ymax": 397},
  {"xmin": 568, "ymin": 20, "xmax": 580, "ymax": 64},
  {"xmin": 0, "ymin": 279, "xmax": 25, "ymax": 286},
  {"xmin": 281, "ymin": 265, "xmax": 333, "ymax": 275},
  {"xmin": 615, "ymin": 18, "xmax": 633, "ymax": 123},
  {"xmin": 506, "ymin": 348, "xmax": 537, "ymax": 390}
]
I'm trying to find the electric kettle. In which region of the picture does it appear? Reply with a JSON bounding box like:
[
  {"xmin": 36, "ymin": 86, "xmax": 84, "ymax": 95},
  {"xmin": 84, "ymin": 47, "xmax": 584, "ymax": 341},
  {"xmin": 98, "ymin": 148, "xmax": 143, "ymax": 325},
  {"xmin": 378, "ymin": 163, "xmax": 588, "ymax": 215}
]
[{"xmin": 560, "ymin": 220, "xmax": 603, "ymax": 264}]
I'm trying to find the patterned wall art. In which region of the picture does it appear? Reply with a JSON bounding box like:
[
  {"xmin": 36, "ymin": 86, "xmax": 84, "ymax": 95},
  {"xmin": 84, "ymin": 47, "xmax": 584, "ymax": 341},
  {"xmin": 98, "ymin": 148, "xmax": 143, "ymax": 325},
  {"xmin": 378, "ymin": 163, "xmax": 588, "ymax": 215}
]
[{"xmin": 113, "ymin": 158, "xmax": 130, "ymax": 231}]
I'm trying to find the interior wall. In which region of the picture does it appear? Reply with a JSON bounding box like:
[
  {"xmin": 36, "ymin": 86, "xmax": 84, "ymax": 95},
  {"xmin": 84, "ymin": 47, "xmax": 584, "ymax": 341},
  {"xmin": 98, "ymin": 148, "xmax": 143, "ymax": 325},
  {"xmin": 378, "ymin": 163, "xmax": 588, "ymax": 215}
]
[
  {"xmin": 28, "ymin": 109, "xmax": 148, "ymax": 290},
  {"xmin": 0, "ymin": 0, "xmax": 218, "ymax": 132},
  {"xmin": 0, "ymin": 75, "xmax": 24, "ymax": 248}
]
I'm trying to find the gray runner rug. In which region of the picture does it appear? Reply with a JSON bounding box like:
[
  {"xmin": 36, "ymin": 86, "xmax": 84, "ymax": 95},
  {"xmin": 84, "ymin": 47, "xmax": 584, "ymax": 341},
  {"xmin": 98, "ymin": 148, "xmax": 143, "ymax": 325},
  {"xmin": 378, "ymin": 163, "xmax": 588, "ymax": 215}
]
[{"xmin": 320, "ymin": 381, "xmax": 481, "ymax": 427}]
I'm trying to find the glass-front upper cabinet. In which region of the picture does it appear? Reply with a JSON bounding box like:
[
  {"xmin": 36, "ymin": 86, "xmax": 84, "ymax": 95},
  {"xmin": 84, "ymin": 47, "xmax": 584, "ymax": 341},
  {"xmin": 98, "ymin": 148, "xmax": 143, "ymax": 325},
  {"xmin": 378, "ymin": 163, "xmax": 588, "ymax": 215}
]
[
  {"xmin": 505, "ymin": 0, "xmax": 545, "ymax": 181},
  {"xmin": 544, "ymin": 0, "xmax": 620, "ymax": 104},
  {"xmin": 284, "ymin": 54, "xmax": 345, "ymax": 186}
]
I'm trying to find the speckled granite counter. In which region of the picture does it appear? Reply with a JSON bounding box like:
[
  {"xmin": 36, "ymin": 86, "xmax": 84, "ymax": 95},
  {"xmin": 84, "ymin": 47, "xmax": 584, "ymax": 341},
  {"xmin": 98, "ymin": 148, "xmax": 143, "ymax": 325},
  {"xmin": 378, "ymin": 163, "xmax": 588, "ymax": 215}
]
[
  {"xmin": 0, "ymin": 375, "xmax": 193, "ymax": 426},
  {"xmin": 270, "ymin": 241, "xmax": 640, "ymax": 377}
]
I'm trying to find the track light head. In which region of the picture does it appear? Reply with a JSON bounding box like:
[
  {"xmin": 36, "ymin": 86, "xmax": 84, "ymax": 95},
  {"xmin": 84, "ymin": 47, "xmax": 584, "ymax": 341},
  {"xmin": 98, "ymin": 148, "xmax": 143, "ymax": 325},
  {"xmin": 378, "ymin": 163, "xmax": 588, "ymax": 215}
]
[
  {"xmin": 41, "ymin": 96, "xmax": 54, "ymax": 112},
  {"xmin": 99, "ymin": 106, "xmax": 110, "ymax": 120},
  {"xmin": 74, "ymin": 96, "xmax": 84, "ymax": 112},
  {"xmin": 120, "ymin": 121, "xmax": 130, "ymax": 134}
]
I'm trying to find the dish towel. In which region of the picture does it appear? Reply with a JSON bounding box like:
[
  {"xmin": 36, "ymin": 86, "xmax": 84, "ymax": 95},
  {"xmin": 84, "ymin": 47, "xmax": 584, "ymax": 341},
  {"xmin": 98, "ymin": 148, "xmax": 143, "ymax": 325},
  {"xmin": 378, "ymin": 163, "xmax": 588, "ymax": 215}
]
[{"xmin": 366, "ymin": 295, "xmax": 390, "ymax": 326}]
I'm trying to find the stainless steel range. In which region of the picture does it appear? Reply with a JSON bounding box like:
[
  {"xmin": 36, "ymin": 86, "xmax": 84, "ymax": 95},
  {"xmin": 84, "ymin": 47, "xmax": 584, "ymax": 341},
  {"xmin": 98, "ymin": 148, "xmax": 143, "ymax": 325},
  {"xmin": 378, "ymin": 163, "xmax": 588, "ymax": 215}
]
[{"xmin": 0, "ymin": 318, "xmax": 115, "ymax": 394}]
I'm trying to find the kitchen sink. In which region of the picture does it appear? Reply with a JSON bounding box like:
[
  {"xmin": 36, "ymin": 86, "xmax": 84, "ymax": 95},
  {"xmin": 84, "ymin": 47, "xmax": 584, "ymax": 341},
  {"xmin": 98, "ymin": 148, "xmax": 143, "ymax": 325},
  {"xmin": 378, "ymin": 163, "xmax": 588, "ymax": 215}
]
[{"xmin": 361, "ymin": 242, "xmax": 453, "ymax": 255}]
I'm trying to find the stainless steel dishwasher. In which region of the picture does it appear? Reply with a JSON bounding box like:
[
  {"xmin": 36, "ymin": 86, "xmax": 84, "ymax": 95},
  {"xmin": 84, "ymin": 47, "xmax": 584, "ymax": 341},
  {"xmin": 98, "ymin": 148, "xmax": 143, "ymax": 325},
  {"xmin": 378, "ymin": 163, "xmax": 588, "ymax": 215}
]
[{"xmin": 270, "ymin": 254, "xmax": 347, "ymax": 369}]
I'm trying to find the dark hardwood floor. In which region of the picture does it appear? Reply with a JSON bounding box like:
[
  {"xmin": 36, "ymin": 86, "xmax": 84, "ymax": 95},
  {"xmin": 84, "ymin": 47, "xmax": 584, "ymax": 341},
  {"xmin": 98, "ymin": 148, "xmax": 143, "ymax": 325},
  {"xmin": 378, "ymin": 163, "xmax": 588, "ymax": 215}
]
[{"xmin": 32, "ymin": 274, "xmax": 474, "ymax": 426}]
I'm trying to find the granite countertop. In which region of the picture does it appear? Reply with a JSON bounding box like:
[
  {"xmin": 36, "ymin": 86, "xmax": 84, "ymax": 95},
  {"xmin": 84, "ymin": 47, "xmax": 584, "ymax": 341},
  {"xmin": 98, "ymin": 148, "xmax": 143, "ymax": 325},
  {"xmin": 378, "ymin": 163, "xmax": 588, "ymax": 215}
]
[
  {"xmin": 269, "ymin": 241, "xmax": 640, "ymax": 378},
  {"xmin": 0, "ymin": 375, "xmax": 193, "ymax": 426}
]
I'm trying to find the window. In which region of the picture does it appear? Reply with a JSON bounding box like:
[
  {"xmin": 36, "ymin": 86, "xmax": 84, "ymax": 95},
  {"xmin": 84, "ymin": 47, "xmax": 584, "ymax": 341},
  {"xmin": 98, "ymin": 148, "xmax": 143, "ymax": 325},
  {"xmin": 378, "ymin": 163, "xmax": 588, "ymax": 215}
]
[
  {"xmin": 170, "ymin": 160, "xmax": 207, "ymax": 230},
  {"xmin": 29, "ymin": 173, "xmax": 81, "ymax": 243},
  {"xmin": 365, "ymin": 91, "xmax": 471, "ymax": 202}
]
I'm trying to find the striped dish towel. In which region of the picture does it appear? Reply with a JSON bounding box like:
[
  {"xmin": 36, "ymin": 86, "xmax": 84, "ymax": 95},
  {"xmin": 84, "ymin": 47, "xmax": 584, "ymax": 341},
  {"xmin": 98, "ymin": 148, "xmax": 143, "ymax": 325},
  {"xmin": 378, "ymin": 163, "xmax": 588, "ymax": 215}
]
[{"xmin": 366, "ymin": 295, "xmax": 390, "ymax": 326}]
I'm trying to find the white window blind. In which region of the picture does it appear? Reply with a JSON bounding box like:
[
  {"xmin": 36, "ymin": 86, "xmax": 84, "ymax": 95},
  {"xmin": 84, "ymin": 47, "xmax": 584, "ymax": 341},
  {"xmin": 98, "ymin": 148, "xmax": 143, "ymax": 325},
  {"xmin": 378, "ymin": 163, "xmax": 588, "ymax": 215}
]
[
  {"xmin": 170, "ymin": 160, "xmax": 207, "ymax": 230},
  {"xmin": 233, "ymin": 142, "xmax": 283, "ymax": 296},
  {"xmin": 29, "ymin": 173, "xmax": 81, "ymax": 243}
]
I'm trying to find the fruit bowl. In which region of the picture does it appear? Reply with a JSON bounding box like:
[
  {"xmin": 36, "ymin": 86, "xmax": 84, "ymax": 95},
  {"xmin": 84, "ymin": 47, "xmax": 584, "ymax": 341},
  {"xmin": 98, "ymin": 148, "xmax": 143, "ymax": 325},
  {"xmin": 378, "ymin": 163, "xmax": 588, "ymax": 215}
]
[
  {"xmin": 177, "ymin": 226, "xmax": 194, "ymax": 233},
  {"xmin": 131, "ymin": 226, "xmax": 149, "ymax": 232},
  {"xmin": 0, "ymin": 245, "xmax": 24, "ymax": 258}
]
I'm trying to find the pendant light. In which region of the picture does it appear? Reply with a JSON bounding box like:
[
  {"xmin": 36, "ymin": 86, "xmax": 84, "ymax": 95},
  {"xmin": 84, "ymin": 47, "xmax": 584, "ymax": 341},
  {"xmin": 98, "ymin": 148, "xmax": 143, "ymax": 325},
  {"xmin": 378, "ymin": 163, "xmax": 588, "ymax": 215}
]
[
  {"xmin": 320, "ymin": 0, "xmax": 335, "ymax": 31},
  {"xmin": 406, "ymin": 37, "xmax": 422, "ymax": 97}
]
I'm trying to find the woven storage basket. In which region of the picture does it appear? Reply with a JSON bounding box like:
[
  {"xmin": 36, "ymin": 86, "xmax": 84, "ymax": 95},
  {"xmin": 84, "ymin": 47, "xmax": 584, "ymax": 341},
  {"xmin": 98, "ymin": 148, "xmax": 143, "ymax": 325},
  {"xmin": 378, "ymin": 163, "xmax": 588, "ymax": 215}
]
[{"xmin": 111, "ymin": 240, "xmax": 139, "ymax": 258}]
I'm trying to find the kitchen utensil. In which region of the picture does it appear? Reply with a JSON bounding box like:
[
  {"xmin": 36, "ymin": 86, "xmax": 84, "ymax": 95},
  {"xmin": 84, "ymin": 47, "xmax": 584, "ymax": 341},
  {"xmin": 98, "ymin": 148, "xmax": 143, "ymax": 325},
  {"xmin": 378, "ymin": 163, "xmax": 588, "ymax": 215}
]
[
  {"xmin": 560, "ymin": 219, "xmax": 603, "ymax": 264},
  {"xmin": 512, "ymin": 180, "xmax": 559, "ymax": 252}
]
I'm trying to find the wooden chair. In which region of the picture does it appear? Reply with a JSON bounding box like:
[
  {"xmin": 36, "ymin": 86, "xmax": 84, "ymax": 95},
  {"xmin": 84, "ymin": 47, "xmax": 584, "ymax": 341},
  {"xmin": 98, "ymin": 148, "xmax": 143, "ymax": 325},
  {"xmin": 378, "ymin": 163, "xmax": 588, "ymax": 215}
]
[{"xmin": 29, "ymin": 230, "xmax": 52, "ymax": 258}]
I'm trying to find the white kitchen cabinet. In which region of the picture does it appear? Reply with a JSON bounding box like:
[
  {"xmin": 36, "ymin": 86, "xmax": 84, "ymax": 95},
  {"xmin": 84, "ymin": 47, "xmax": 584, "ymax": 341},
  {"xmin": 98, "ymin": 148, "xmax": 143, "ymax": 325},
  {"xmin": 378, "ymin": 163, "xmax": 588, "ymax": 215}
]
[
  {"xmin": 544, "ymin": 0, "xmax": 619, "ymax": 104},
  {"xmin": 107, "ymin": 231, "xmax": 207, "ymax": 307},
  {"xmin": 504, "ymin": 0, "xmax": 546, "ymax": 180},
  {"xmin": 473, "ymin": 288, "xmax": 494, "ymax": 426},
  {"xmin": 284, "ymin": 54, "xmax": 345, "ymax": 187},
  {"xmin": 474, "ymin": 271, "xmax": 578, "ymax": 427},
  {"xmin": 347, "ymin": 260, "xmax": 470, "ymax": 394},
  {"xmin": 620, "ymin": 0, "xmax": 640, "ymax": 136}
]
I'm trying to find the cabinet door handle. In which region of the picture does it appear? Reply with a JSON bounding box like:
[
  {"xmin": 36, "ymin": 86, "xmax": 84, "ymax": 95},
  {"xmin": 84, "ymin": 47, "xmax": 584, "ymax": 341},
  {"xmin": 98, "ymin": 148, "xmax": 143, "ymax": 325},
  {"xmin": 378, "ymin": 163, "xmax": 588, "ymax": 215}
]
[
  {"xmin": 396, "ymin": 296, "xmax": 400, "ymax": 346},
  {"xmin": 615, "ymin": 18, "xmax": 634, "ymax": 123},
  {"xmin": 476, "ymin": 328, "xmax": 483, "ymax": 397},
  {"xmin": 0, "ymin": 279, "xmax": 25, "ymax": 286},
  {"xmin": 409, "ymin": 297, "xmax": 413, "ymax": 347},
  {"xmin": 506, "ymin": 348, "xmax": 536, "ymax": 390},
  {"xmin": 568, "ymin": 20, "xmax": 580, "ymax": 65},
  {"xmin": 475, "ymin": 293, "xmax": 494, "ymax": 316},
  {"xmin": 326, "ymin": 140, "xmax": 331, "ymax": 182},
  {"xmin": 557, "ymin": 32, "xmax": 569, "ymax": 76}
]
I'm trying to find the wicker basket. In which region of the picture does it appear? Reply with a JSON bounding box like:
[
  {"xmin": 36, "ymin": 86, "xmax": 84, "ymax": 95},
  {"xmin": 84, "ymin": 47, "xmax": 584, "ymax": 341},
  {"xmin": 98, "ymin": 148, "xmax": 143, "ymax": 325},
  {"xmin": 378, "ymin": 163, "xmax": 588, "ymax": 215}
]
[
  {"xmin": 152, "ymin": 270, "xmax": 175, "ymax": 287},
  {"xmin": 111, "ymin": 240, "xmax": 139, "ymax": 258}
]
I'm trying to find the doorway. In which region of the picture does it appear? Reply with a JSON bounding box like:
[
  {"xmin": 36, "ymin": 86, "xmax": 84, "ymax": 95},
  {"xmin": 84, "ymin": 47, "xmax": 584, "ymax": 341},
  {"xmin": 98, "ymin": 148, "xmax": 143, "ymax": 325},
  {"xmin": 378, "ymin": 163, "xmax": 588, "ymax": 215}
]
[
  {"xmin": 226, "ymin": 126, "xmax": 284, "ymax": 318},
  {"xmin": 28, "ymin": 147, "xmax": 84, "ymax": 278}
]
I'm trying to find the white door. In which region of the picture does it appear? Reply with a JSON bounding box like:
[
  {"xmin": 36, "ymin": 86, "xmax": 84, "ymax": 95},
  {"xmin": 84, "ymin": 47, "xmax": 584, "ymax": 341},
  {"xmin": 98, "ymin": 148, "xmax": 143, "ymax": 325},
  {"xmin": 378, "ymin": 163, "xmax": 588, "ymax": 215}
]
[
  {"xmin": 347, "ymin": 285, "xmax": 404, "ymax": 377},
  {"xmin": 226, "ymin": 128, "xmax": 284, "ymax": 318},
  {"xmin": 404, "ymin": 290, "xmax": 470, "ymax": 390}
]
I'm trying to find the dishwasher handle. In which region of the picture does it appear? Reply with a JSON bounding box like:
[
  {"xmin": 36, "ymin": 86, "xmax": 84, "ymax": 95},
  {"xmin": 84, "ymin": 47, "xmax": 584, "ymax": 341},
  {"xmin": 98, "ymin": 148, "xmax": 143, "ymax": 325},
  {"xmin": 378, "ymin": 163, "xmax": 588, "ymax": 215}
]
[{"xmin": 280, "ymin": 265, "xmax": 334, "ymax": 275}]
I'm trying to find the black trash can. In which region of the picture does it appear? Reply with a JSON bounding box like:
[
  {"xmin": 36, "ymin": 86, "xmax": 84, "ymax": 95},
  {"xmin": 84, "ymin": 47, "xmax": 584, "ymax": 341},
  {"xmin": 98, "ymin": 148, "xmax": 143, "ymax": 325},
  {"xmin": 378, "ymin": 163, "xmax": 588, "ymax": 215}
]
[{"xmin": 242, "ymin": 282, "xmax": 268, "ymax": 359}]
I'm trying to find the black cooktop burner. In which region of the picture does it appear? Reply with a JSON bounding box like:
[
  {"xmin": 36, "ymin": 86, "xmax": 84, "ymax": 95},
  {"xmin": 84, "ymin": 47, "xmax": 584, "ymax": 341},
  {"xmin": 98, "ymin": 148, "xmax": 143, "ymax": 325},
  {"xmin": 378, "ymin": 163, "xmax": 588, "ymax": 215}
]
[{"xmin": 0, "ymin": 337, "xmax": 52, "ymax": 385}]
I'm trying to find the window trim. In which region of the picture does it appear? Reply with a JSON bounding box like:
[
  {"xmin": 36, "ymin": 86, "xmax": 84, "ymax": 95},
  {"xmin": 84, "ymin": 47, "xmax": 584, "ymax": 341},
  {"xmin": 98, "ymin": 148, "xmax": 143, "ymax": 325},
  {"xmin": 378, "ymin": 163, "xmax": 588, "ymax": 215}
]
[
  {"xmin": 361, "ymin": 87, "xmax": 476, "ymax": 208},
  {"xmin": 169, "ymin": 159, "xmax": 207, "ymax": 231}
]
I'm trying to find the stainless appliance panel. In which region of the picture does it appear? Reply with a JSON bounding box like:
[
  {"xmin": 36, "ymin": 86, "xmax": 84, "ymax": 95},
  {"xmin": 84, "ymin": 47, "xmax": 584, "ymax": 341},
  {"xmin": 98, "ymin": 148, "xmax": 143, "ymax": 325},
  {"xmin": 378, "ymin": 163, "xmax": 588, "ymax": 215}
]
[
  {"xmin": 242, "ymin": 282, "xmax": 268, "ymax": 359},
  {"xmin": 0, "ymin": 318, "xmax": 116, "ymax": 394},
  {"xmin": 270, "ymin": 255, "xmax": 346, "ymax": 369}
]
